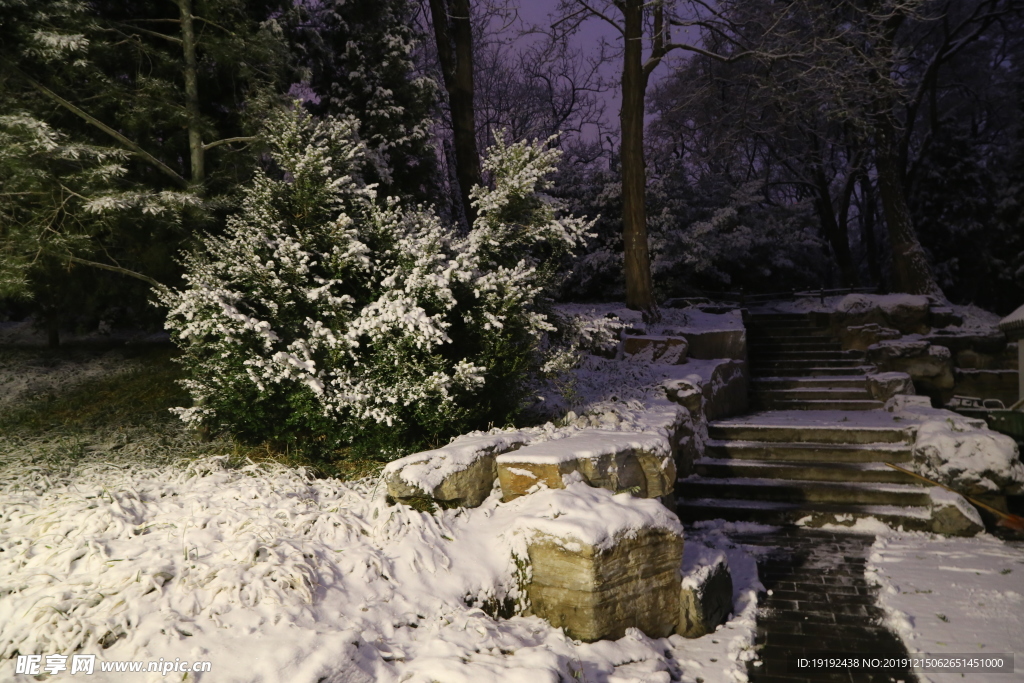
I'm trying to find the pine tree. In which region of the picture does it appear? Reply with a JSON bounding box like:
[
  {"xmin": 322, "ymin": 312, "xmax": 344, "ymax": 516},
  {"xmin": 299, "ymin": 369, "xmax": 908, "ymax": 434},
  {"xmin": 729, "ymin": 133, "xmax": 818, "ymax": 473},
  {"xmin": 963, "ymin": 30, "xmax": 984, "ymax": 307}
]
[{"xmin": 293, "ymin": 0, "xmax": 437, "ymax": 200}]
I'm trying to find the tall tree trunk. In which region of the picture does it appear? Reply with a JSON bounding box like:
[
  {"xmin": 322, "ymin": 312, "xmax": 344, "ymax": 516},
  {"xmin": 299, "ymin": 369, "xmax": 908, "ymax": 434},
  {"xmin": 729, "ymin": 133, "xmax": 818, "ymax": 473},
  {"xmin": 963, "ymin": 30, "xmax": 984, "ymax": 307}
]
[
  {"xmin": 620, "ymin": 0, "xmax": 657, "ymax": 317},
  {"xmin": 860, "ymin": 173, "xmax": 881, "ymax": 287},
  {"xmin": 875, "ymin": 118, "xmax": 940, "ymax": 295},
  {"xmin": 429, "ymin": 0, "xmax": 481, "ymax": 227},
  {"xmin": 813, "ymin": 167, "xmax": 857, "ymax": 288},
  {"xmin": 177, "ymin": 0, "xmax": 204, "ymax": 187}
]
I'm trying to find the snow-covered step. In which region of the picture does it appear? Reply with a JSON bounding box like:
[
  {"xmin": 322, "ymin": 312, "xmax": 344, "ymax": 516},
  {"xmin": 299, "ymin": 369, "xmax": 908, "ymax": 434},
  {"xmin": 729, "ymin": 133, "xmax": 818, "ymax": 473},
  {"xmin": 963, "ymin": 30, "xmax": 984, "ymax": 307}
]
[
  {"xmin": 693, "ymin": 458, "xmax": 921, "ymax": 484},
  {"xmin": 752, "ymin": 387, "xmax": 873, "ymax": 401},
  {"xmin": 752, "ymin": 376, "xmax": 868, "ymax": 390},
  {"xmin": 676, "ymin": 498, "xmax": 934, "ymax": 530},
  {"xmin": 751, "ymin": 366, "xmax": 870, "ymax": 377},
  {"xmin": 756, "ymin": 358, "xmax": 866, "ymax": 369},
  {"xmin": 749, "ymin": 327, "xmax": 832, "ymax": 338},
  {"xmin": 704, "ymin": 439, "xmax": 914, "ymax": 463},
  {"xmin": 761, "ymin": 399, "xmax": 885, "ymax": 411},
  {"xmin": 707, "ymin": 422, "xmax": 912, "ymax": 444},
  {"xmin": 751, "ymin": 350, "xmax": 863, "ymax": 361},
  {"xmin": 678, "ymin": 477, "xmax": 933, "ymax": 506},
  {"xmin": 750, "ymin": 341, "xmax": 841, "ymax": 352}
]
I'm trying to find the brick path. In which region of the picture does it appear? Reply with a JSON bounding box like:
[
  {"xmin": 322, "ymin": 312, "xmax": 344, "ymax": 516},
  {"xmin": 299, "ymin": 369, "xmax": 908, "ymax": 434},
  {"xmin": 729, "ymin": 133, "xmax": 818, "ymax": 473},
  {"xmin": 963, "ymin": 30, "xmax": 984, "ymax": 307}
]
[{"xmin": 729, "ymin": 528, "xmax": 918, "ymax": 683}]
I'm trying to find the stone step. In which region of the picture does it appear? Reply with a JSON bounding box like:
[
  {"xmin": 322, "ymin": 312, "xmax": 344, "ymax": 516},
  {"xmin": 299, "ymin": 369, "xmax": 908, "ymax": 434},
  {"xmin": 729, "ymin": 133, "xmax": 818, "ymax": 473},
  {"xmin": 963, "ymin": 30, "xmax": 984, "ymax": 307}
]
[
  {"xmin": 747, "ymin": 313, "xmax": 811, "ymax": 322},
  {"xmin": 707, "ymin": 423, "xmax": 913, "ymax": 444},
  {"xmin": 753, "ymin": 388, "xmax": 873, "ymax": 401},
  {"xmin": 705, "ymin": 439, "xmax": 913, "ymax": 463},
  {"xmin": 748, "ymin": 327, "xmax": 832, "ymax": 338},
  {"xmin": 757, "ymin": 399, "xmax": 886, "ymax": 411},
  {"xmin": 756, "ymin": 358, "xmax": 866, "ymax": 369},
  {"xmin": 675, "ymin": 498, "xmax": 933, "ymax": 531},
  {"xmin": 751, "ymin": 350, "xmax": 864, "ymax": 361},
  {"xmin": 693, "ymin": 458, "xmax": 921, "ymax": 484},
  {"xmin": 750, "ymin": 341, "xmax": 841, "ymax": 352},
  {"xmin": 752, "ymin": 367, "xmax": 870, "ymax": 377},
  {"xmin": 678, "ymin": 477, "xmax": 933, "ymax": 506},
  {"xmin": 752, "ymin": 377, "xmax": 868, "ymax": 389}
]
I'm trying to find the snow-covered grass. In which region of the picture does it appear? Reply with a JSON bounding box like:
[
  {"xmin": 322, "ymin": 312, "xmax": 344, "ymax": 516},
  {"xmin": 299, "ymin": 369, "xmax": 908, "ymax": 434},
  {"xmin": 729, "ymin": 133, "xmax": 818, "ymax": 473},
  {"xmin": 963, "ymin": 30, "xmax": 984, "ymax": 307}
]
[
  {"xmin": 0, "ymin": 311, "xmax": 767, "ymax": 683},
  {"xmin": 0, "ymin": 455, "xmax": 761, "ymax": 682},
  {"xmin": 866, "ymin": 532, "xmax": 1024, "ymax": 683}
]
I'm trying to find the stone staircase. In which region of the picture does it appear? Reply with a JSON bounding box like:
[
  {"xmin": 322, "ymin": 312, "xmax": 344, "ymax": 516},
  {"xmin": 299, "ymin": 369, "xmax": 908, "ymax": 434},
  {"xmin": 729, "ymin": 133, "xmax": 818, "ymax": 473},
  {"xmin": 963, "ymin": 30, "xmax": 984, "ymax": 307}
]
[
  {"xmin": 747, "ymin": 312, "xmax": 884, "ymax": 410},
  {"xmin": 676, "ymin": 312, "xmax": 971, "ymax": 533}
]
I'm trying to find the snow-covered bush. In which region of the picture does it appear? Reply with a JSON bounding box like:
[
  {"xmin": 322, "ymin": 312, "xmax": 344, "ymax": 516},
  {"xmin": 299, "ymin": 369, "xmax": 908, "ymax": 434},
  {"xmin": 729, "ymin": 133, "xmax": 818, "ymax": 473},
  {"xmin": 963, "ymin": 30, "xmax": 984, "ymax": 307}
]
[{"xmin": 159, "ymin": 107, "xmax": 589, "ymax": 457}]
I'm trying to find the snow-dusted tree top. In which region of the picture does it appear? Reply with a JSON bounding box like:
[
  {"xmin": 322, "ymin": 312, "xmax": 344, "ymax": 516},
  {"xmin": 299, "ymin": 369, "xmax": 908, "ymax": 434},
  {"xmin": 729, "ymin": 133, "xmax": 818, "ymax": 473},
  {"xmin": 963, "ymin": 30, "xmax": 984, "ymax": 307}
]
[{"xmin": 159, "ymin": 106, "xmax": 591, "ymax": 454}]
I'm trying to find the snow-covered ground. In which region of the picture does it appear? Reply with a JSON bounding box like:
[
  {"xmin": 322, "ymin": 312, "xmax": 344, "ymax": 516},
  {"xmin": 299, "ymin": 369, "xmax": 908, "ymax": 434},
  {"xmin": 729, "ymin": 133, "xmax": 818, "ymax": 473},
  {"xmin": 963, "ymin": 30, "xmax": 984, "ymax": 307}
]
[
  {"xmin": 0, "ymin": 458, "xmax": 761, "ymax": 682},
  {"xmin": 867, "ymin": 531, "xmax": 1024, "ymax": 683}
]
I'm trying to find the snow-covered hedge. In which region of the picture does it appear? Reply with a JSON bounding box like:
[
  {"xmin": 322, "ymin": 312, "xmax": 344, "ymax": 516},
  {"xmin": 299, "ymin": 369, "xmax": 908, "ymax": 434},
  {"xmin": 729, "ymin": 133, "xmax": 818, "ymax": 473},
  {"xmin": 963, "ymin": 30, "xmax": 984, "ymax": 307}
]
[{"xmin": 159, "ymin": 107, "xmax": 590, "ymax": 456}]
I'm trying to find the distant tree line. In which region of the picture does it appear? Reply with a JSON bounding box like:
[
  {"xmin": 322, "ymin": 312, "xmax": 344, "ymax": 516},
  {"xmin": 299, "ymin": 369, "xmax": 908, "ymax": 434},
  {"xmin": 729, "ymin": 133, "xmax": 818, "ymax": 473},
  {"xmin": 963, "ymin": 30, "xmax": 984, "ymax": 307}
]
[{"xmin": 3, "ymin": 0, "xmax": 1023, "ymax": 348}]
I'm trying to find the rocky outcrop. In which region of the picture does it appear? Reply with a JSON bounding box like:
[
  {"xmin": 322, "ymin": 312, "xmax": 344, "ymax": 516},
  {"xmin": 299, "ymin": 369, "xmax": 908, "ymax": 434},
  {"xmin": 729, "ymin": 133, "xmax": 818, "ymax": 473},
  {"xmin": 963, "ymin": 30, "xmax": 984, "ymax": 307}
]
[
  {"xmin": 384, "ymin": 431, "xmax": 532, "ymax": 508},
  {"xmin": 673, "ymin": 329, "xmax": 747, "ymax": 361},
  {"xmin": 495, "ymin": 430, "xmax": 675, "ymax": 502},
  {"xmin": 677, "ymin": 554, "xmax": 733, "ymax": 638},
  {"xmin": 928, "ymin": 488, "xmax": 985, "ymax": 537},
  {"xmin": 866, "ymin": 340, "xmax": 954, "ymax": 397},
  {"xmin": 912, "ymin": 419, "xmax": 1024, "ymax": 497},
  {"xmin": 621, "ymin": 335, "xmax": 688, "ymax": 364},
  {"xmin": 833, "ymin": 294, "xmax": 932, "ymax": 335},
  {"xmin": 839, "ymin": 323, "xmax": 902, "ymax": 352},
  {"xmin": 866, "ymin": 371, "xmax": 915, "ymax": 403},
  {"xmin": 516, "ymin": 489, "xmax": 685, "ymax": 642},
  {"xmin": 703, "ymin": 360, "xmax": 749, "ymax": 420}
]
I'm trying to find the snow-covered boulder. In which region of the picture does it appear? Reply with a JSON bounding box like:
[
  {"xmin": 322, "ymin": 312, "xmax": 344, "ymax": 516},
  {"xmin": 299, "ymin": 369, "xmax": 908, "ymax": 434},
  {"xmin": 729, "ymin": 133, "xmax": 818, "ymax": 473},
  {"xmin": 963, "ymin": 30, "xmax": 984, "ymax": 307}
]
[
  {"xmin": 511, "ymin": 485, "xmax": 684, "ymax": 642},
  {"xmin": 912, "ymin": 419, "xmax": 1024, "ymax": 496},
  {"xmin": 495, "ymin": 430, "xmax": 675, "ymax": 502},
  {"xmin": 621, "ymin": 334, "xmax": 688, "ymax": 364},
  {"xmin": 928, "ymin": 488, "xmax": 985, "ymax": 536},
  {"xmin": 839, "ymin": 323, "xmax": 902, "ymax": 351},
  {"xmin": 867, "ymin": 371, "xmax": 916, "ymax": 403},
  {"xmin": 867, "ymin": 340, "xmax": 954, "ymax": 394},
  {"xmin": 677, "ymin": 548, "xmax": 733, "ymax": 638},
  {"xmin": 385, "ymin": 431, "xmax": 533, "ymax": 508},
  {"xmin": 834, "ymin": 294, "xmax": 932, "ymax": 335}
]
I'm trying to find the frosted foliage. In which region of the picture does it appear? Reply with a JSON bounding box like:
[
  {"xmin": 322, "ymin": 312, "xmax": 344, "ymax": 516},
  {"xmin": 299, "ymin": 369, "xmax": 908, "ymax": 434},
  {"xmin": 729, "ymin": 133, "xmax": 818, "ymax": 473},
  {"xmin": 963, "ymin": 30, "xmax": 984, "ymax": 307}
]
[
  {"xmin": 650, "ymin": 183, "xmax": 822, "ymax": 288},
  {"xmin": 160, "ymin": 110, "xmax": 586, "ymax": 453}
]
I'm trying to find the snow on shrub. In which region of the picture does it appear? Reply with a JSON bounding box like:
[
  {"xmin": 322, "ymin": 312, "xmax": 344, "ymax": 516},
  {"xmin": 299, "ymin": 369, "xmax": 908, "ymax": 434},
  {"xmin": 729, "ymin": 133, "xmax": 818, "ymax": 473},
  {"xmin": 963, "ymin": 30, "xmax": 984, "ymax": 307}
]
[{"xmin": 158, "ymin": 107, "xmax": 590, "ymax": 456}]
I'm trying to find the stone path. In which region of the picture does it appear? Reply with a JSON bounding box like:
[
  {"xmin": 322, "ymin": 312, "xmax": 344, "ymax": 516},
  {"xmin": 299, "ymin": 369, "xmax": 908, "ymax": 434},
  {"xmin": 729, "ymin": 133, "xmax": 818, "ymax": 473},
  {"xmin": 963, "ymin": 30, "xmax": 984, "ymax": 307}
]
[{"xmin": 728, "ymin": 528, "xmax": 918, "ymax": 683}]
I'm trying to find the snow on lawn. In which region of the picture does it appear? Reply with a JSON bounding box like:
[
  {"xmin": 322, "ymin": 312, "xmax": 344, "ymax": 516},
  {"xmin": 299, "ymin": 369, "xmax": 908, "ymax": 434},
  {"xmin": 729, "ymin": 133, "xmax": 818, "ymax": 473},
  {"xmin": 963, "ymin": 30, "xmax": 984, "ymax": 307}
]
[
  {"xmin": 1, "ymin": 457, "xmax": 760, "ymax": 683},
  {"xmin": 867, "ymin": 532, "xmax": 1024, "ymax": 683}
]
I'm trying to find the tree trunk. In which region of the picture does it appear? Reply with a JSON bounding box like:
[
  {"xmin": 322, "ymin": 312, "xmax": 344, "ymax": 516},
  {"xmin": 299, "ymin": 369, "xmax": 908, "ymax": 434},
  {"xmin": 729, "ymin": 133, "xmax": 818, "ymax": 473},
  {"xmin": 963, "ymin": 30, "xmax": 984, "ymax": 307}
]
[
  {"xmin": 875, "ymin": 118, "xmax": 940, "ymax": 296},
  {"xmin": 176, "ymin": 0, "xmax": 204, "ymax": 187},
  {"xmin": 813, "ymin": 168, "xmax": 857, "ymax": 288},
  {"xmin": 859, "ymin": 172, "xmax": 882, "ymax": 288},
  {"xmin": 620, "ymin": 0, "xmax": 657, "ymax": 318},
  {"xmin": 428, "ymin": 0, "xmax": 481, "ymax": 228}
]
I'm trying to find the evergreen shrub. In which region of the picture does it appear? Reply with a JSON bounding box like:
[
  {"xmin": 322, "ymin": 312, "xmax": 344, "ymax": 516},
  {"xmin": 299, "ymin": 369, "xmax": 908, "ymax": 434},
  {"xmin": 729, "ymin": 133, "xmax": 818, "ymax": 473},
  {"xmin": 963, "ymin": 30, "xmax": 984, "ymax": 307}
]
[{"xmin": 159, "ymin": 106, "xmax": 589, "ymax": 458}]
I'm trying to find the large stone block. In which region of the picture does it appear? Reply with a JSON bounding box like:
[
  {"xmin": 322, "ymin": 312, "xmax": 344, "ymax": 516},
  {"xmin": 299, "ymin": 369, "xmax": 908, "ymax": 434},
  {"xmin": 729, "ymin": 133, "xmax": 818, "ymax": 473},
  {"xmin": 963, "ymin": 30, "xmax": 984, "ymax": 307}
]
[
  {"xmin": 677, "ymin": 554, "xmax": 733, "ymax": 638},
  {"xmin": 867, "ymin": 371, "xmax": 915, "ymax": 402},
  {"xmin": 703, "ymin": 360, "xmax": 749, "ymax": 420},
  {"xmin": 833, "ymin": 293, "xmax": 932, "ymax": 335},
  {"xmin": 839, "ymin": 323, "xmax": 901, "ymax": 352},
  {"xmin": 524, "ymin": 526, "xmax": 684, "ymax": 641},
  {"xmin": 622, "ymin": 335, "xmax": 688, "ymax": 364},
  {"xmin": 677, "ymin": 329, "xmax": 747, "ymax": 361},
  {"xmin": 384, "ymin": 431, "xmax": 531, "ymax": 508},
  {"xmin": 866, "ymin": 340, "xmax": 954, "ymax": 396},
  {"xmin": 496, "ymin": 430, "xmax": 674, "ymax": 502},
  {"xmin": 928, "ymin": 488, "xmax": 984, "ymax": 536}
]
